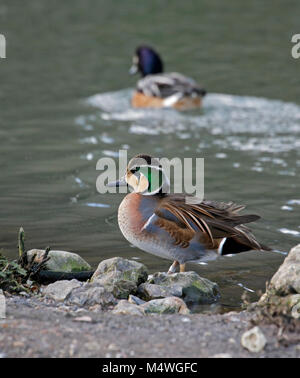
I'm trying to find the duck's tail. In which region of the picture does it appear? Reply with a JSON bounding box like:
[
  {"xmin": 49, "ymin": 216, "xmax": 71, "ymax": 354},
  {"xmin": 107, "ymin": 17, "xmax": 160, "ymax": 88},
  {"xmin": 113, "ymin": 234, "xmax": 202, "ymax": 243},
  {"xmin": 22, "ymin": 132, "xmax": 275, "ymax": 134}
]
[{"xmin": 218, "ymin": 225, "xmax": 272, "ymax": 255}]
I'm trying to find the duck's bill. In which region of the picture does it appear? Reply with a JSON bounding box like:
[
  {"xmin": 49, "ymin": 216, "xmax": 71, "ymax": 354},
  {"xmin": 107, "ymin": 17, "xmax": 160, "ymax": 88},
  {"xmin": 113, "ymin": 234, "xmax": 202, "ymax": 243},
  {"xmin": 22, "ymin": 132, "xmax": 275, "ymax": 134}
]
[
  {"xmin": 107, "ymin": 177, "xmax": 127, "ymax": 187},
  {"xmin": 129, "ymin": 64, "xmax": 138, "ymax": 75}
]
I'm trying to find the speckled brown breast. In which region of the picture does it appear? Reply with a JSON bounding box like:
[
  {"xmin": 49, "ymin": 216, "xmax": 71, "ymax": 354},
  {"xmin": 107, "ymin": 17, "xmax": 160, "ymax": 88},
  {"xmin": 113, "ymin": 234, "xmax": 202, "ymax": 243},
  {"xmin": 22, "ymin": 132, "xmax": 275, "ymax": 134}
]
[
  {"xmin": 131, "ymin": 92, "xmax": 202, "ymax": 111},
  {"xmin": 118, "ymin": 193, "xmax": 145, "ymax": 239},
  {"xmin": 117, "ymin": 193, "xmax": 176, "ymax": 261}
]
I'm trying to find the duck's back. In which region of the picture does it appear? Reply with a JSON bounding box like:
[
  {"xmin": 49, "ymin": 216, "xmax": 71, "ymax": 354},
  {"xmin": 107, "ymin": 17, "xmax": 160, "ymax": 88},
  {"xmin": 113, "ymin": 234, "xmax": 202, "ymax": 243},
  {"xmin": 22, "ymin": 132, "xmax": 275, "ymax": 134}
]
[{"xmin": 132, "ymin": 72, "xmax": 206, "ymax": 111}]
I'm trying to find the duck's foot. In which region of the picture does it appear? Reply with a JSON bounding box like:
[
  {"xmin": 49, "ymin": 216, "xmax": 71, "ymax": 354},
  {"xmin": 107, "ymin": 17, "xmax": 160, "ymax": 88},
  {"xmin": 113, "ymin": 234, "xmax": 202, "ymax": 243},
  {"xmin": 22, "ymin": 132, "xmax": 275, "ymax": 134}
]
[
  {"xmin": 180, "ymin": 263, "xmax": 186, "ymax": 273},
  {"xmin": 167, "ymin": 260, "xmax": 179, "ymax": 274}
]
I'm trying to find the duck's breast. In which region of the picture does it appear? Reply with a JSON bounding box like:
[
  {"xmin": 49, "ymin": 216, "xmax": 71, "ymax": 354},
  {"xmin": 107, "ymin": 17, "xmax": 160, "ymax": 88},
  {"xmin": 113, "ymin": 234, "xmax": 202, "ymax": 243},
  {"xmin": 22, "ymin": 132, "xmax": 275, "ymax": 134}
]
[
  {"xmin": 118, "ymin": 193, "xmax": 211, "ymax": 263},
  {"xmin": 118, "ymin": 193, "xmax": 156, "ymax": 241}
]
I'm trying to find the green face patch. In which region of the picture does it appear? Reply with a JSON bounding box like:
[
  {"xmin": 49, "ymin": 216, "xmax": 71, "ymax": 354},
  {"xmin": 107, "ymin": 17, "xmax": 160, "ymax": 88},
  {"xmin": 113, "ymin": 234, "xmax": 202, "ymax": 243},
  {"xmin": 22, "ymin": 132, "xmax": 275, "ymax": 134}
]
[{"xmin": 138, "ymin": 166, "xmax": 163, "ymax": 194}]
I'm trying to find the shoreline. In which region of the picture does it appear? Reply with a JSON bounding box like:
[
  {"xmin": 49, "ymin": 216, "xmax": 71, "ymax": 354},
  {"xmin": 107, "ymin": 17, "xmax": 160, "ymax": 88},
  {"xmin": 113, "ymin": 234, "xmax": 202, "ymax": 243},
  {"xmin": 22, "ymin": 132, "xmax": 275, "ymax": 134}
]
[
  {"xmin": 1, "ymin": 295, "xmax": 299, "ymax": 358},
  {"xmin": 0, "ymin": 245, "xmax": 300, "ymax": 358}
]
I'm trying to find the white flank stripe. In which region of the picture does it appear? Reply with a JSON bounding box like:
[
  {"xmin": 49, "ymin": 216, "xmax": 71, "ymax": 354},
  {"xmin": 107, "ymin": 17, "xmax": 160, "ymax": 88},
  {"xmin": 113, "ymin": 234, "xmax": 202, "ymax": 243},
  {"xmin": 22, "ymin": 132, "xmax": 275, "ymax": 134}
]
[
  {"xmin": 141, "ymin": 214, "xmax": 156, "ymax": 231},
  {"xmin": 218, "ymin": 237, "xmax": 227, "ymax": 255}
]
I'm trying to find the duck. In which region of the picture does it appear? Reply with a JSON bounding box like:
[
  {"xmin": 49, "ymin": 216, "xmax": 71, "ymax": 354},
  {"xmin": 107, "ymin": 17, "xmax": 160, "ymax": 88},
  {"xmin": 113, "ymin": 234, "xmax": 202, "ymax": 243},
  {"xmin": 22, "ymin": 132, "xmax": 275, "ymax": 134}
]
[
  {"xmin": 129, "ymin": 46, "xmax": 206, "ymax": 111},
  {"xmin": 108, "ymin": 154, "xmax": 271, "ymax": 273}
]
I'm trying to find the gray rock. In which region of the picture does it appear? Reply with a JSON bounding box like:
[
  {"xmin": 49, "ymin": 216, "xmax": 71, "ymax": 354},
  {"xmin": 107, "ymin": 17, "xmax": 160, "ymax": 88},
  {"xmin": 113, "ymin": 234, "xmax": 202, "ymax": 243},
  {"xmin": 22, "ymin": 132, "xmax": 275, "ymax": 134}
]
[
  {"xmin": 91, "ymin": 257, "xmax": 148, "ymax": 299},
  {"xmin": 128, "ymin": 295, "xmax": 146, "ymax": 305},
  {"xmin": 144, "ymin": 271, "xmax": 219, "ymax": 304},
  {"xmin": 66, "ymin": 283, "xmax": 117, "ymax": 308},
  {"xmin": 27, "ymin": 249, "xmax": 91, "ymax": 273},
  {"xmin": 241, "ymin": 326, "xmax": 267, "ymax": 353},
  {"xmin": 211, "ymin": 353, "xmax": 232, "ymax": 358},
  {"xmin": 258, "ymin": 291, "xmax": 300, "ymax": 318},
  {"xmin": 141, "ymin": 297, "xmax": 190, "ymax": 315},
  {"xmin": 73, "ymin": 316, "xmax": 93, "ymax": 323},
  {"xmin": 137, "ymin": 282, "xmax": 181, "ymax": 301},
  {"xmin": 270, "ymin": 244, "xmax": 300, "ymax": 294},
  {"xmin": 0, "ymin": 289, "xmax": 5, "ymax": 319},
  {"xmin": 291, "ymin": 295, "xmax": 300, "ymax": 319},
  {"xmin": 43, "ymin": 279, "xmax": 82, "ymax": 302},
  {"xmin": 112, "ymin": 300, "xmax": 145, "ymax": 316}
]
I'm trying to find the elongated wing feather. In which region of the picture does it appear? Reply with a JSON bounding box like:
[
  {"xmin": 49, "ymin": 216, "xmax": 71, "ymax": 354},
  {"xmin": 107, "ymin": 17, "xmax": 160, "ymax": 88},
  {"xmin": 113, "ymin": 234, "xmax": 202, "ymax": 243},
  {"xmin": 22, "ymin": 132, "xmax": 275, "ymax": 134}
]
[
  {"xmin": 141, "ymin": 212, "xmax": 195, "ymax": 248},
  {"xmin": 155, "ymin": 195, "xmax": 266, "ymax": 251}
]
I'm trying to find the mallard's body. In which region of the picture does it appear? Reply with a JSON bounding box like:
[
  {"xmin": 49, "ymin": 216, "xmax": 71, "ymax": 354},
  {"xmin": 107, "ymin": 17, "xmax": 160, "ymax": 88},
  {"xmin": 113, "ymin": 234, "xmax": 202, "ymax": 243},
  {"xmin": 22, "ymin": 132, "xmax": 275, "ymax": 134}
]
[
  {"xmin": 131, "ymin": 91, "xmax": 203, "ymax": 111},
  {"xmin": 129, "ymin": 47, "xmax": 206, "ymax": 111}
]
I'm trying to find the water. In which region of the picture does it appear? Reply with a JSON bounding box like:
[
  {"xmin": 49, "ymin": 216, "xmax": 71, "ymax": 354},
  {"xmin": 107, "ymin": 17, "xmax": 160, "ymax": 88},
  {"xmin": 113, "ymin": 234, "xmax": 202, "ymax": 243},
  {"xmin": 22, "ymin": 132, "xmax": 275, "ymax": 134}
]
[{"xmin": 0, "ymin": 0, "xmax": 299, "ymax": 312}]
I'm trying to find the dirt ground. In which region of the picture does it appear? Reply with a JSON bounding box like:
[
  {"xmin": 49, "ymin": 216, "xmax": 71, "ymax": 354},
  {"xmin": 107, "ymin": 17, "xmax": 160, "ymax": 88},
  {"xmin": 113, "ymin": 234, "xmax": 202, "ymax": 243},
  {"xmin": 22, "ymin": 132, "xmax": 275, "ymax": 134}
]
[{"xmin": 0, "ymin": 295, "xmax": 299, "ymax": 358}]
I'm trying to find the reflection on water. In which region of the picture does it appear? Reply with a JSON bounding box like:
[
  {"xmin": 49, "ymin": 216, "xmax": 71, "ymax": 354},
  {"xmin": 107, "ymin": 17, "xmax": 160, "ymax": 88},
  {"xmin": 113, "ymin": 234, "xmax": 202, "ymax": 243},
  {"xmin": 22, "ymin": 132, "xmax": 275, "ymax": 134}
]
[{"xmin": 87, "ymin": 89, "xmax": 300, "ymax": 153}]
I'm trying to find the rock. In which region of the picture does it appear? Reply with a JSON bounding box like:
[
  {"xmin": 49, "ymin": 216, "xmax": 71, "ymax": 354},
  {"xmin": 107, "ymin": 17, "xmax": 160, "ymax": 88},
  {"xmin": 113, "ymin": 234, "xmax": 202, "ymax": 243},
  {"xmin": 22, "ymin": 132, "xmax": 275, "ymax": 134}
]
[
  {"xmin": 257, "ymin": 244, "xmax": 300, "ymax": 317},
  {"xmin": 285, "ymin": 293, "xmax": 300, "ymax": 309},
  {"xmin": 241, "ymin": 326, "xmax": 267, "ymax": 353},
  {"xmin": 128, "ymin": 294, "xmax": 146, "ymax": 305},
  {"xmin": 141, "ymin": 297, "xmax": 190, "ymax": 315},
  {"xmin": 66, "ymin": 283, "xmax": 117, "ymax": 308},
  {"xmin": 43, "ymin": 279, "xmax": 82, "ymax": 302},
  {"xmin": 142, "ymin": 271, "xmax": 219, "ymax": 304},
  {"xmin": 0, "ymin": 289, "xmax": 5, "ymax": 319},
  {"xmin": 27, "ymin": 249, "xmax": 91, "ymax": 273},
  {"xmin": 91, "ymin": 257, "xmax": 148, "ymax": 299},
  {"xmin": 137, "ymin": 282, "xmax": 181, "ymax": 300},
  {"xmin": 92, "ymin": 257, "xmax": 148, "ymax": 285},
  {"xmin": 270, "ymin": 244, "xmax": 300, "ymax": 294},
  {"xmin": 211, "ymin": 353, "xmax": 232, "ymax": 358},
  {"xmin": 290, "ymin": 295, "xmax": 300, "ymax": 319},
  {"xmin": 73, "ymin": 316, "xmax": 93, "ymax": 323},
  {"xmin": 112, "ymin": 300, "xmax": 145, "ymax": 316},
  {"xmin": 258, "ymin": 292, "xmax": 300, "ymax": 318}
]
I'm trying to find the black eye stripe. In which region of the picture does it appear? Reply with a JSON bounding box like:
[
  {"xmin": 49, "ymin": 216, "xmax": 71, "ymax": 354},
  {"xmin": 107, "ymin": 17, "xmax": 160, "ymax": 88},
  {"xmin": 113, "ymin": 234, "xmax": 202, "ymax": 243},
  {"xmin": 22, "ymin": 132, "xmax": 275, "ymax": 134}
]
[{"xmin": 130, "ymin": 167, "xmax": 140, "ymax": 174}]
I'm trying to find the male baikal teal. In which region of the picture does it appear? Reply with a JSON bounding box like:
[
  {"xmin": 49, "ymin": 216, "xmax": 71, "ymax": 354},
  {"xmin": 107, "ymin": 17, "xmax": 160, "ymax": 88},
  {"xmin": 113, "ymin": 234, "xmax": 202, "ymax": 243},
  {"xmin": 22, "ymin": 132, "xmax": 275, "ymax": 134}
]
[{"xmin": 108, "ymin": 154, "xmax": 271, "ymax": 273}]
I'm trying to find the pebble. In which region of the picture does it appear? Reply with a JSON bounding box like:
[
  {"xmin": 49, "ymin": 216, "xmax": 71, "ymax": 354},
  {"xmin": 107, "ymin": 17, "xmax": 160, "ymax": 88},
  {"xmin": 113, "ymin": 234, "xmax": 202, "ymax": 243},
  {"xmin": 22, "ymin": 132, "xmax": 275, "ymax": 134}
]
[
  {"xmin": 73, "ymin": 316, "xmax": 93, "ymax": 323},
  {"xmin": 241, "ymin": 326, "xmax": 267, "ymax": 353},
  {"xmin": 211, "ymin": 353, "xmax": 232, "ymax": 358}
]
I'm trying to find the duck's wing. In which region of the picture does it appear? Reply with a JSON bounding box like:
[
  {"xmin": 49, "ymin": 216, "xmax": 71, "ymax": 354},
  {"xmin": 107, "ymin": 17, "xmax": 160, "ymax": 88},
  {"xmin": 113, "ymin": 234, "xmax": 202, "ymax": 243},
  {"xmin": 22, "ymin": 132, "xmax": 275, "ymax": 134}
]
[
  {"xmin": 154, "ymin": 194, "xmax": 270, "ymax": 251},
  {"xmin": 136, "ymin": 72, "xmax": 206, "ymax": 99}
]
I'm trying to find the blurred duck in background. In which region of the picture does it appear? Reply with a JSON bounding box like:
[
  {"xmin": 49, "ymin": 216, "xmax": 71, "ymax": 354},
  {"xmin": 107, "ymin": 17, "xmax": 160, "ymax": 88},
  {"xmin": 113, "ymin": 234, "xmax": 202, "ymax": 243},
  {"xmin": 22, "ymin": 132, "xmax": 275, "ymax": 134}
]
[{"xmin": 129, "ymin": 46, "xmax": 206, "ymax": 111}]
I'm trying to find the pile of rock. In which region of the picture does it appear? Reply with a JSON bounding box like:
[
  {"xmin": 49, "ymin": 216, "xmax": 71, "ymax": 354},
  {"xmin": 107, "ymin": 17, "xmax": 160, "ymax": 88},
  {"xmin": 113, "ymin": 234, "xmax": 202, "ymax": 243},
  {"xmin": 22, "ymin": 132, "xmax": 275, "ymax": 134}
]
[
  {"xmin": 239, "ymin": 244, "xmax": 300, "ymax": 353},
  {"xmin": 257, "ymin": 244, "xmax": 300, "ymax": 319},
  {"xmin": 33, "ymin": 250, "xmax": 220, "ymax": 316}
]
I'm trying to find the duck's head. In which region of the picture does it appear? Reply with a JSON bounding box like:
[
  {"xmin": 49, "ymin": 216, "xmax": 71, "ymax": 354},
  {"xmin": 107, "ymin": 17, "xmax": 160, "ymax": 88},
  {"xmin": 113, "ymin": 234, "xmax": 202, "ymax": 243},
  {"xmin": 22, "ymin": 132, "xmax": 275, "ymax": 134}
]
[
  {"xmin": 108, "ymin": 154, "xmax": 170, "ymax": 195},
  {"xmin": 129, "ymin": 46, "xmax": 164, "ymax": 77}
]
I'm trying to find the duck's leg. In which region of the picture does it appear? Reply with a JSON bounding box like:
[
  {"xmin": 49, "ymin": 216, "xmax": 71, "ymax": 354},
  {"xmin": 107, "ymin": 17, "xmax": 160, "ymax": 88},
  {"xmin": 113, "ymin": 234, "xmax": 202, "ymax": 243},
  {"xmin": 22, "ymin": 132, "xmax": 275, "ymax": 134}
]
[
  {"xmin": 179, "ymin": 263, "xmax": 186, "ymax": 273},
  {"xmin": 167, "ymin": 260, "xmax": 179, "ymax": 274}
]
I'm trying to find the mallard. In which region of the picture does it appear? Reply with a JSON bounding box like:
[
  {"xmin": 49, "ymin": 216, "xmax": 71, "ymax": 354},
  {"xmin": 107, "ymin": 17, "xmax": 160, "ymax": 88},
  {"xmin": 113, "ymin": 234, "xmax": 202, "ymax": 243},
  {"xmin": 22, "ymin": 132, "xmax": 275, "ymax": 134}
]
[
  {"xmin": 129, "ymin": 46, "xmax": 206, "ymax": 111},
  {"xmin": 108, "ymin": 154, "xmax": 271, "ymax": 273}
]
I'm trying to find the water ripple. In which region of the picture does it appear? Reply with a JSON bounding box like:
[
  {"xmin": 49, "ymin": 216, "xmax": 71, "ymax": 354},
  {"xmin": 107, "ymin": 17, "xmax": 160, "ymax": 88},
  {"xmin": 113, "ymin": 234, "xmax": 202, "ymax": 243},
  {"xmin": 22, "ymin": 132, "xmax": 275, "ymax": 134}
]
[{"xmin": 85, "ymin": 89, "xmax": 300, "ymax": 153}]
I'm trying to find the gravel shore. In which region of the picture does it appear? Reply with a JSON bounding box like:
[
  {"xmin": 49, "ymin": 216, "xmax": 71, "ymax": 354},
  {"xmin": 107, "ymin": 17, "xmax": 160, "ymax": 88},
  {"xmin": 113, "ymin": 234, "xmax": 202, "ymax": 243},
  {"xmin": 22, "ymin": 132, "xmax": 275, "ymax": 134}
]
[{"xmin": 0, "ymin": 295, "xmax": 299, "ymax": 358}]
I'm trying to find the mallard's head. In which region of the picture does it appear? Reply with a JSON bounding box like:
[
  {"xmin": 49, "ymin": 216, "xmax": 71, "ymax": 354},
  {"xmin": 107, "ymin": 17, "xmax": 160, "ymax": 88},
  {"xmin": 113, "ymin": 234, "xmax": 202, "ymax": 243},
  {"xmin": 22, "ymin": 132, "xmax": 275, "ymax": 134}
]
[{"xmin": 129, "ymin": 46, "xmax": 163, "ymax": 77}]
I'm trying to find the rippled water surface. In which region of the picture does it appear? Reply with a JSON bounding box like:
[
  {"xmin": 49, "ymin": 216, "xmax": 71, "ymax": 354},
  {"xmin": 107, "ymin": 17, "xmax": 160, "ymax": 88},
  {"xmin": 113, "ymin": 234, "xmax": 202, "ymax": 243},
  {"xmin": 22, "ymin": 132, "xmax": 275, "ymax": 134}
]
[{"xmin": 1, "ymin": 0, "xmax": 299, "ymax": 312}]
